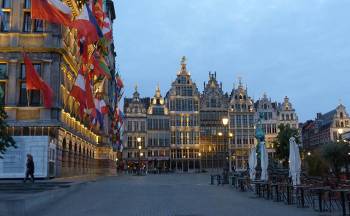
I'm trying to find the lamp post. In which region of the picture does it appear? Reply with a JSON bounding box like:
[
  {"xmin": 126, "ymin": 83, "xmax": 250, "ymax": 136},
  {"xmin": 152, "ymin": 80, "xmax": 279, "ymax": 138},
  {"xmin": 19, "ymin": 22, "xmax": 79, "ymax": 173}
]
[
  {"xmin": 137, "ymin": 137, "xmax": 142, "ymax": 175},
  {"xmin": 198, "ymin": 152, "xmax": 202, "ymax": 172},
  {"xmin": 222, "ymin": 117, "xmax": 231, "ymax": 173}
]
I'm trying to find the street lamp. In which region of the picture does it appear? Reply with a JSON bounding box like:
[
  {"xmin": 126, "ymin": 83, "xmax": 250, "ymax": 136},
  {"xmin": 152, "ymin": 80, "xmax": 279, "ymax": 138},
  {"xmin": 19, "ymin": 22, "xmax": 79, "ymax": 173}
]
[
  {"xmin": 307, "ymin": 151, "xmax": 311, "ymax": 156},
  {"xmin": 137, "ymin": 137, "xmax": 142, "ymax": 175},
  {"xmin": 222, "ymin": 117, "xmax": 231, "ymax": 180},
  {"xmin": 198, "ymin": 152, "xmax": 202, "ymax": 172}
]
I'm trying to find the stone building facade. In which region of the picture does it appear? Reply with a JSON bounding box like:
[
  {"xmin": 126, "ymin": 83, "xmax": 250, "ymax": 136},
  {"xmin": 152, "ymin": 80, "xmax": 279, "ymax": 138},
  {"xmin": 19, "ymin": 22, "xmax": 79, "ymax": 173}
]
[
  {"xmin": 254, "ymin": 94, "xmax": 299, "ymax": 157},
  {"xmin": 228, "ymin": 80, "xmax": 255, "ymax": 170},
  {"xmin": 199, "ymin": 72, "xmax": 229, "ymax": 170},
  {"xmin": 0, "ymin": 0, "xmax": 117, "ymax": 178},
  {"xmin": 122, "ymin": 87, "xmax": 149, "ymax": 170},
  {"xmin": 146, "ymin": 86, "xmax": 171, "ymax": 171},
  {"xmin": 302, "ymin": 104, "xmax": 350, "ymax": 149},
  {"xmin": 122, "ymin": 57, "xmax": 300, "ymax": 172},
  {"xmin": 166, "ymin": 57, "xmax": 201, "ymax": 172}
]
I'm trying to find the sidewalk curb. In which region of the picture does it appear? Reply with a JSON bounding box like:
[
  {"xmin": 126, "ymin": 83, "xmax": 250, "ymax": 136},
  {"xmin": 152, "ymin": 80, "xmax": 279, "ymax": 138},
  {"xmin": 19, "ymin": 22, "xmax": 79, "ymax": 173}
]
[{"xmin": 0, "ymin": 181, "xmax": 87, "ymax": 216}]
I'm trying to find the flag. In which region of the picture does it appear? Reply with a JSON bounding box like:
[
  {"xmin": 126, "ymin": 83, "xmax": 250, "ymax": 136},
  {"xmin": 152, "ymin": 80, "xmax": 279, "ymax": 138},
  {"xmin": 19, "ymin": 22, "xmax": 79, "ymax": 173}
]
[
  {"xmin": 93, "ymin": 0, "xmax": 104, "ymax": 28},
  {"xmin": 78, "ymin": 34, "xmax": 89, "ymax": 63},
  {"xmin": 116, "ymin": 74, "xmax": 124, "ymax": 89},
  {"xmin": 90, "ymin": 54, "xmax": 111, "ymax": 79},
  {"xmin": 102, "ymin": 16, "xmax": 112, "ymax": 40},
  {"xmin": 100, "ymin": 99, "xmax": 108, "ymax": 114},
  {"xmin": 70, "ymin": 4, "xmax": 103, "ymax": 44},
  {"xmin": 84, "ymin": 73, "xmax": 96, "ymax": 117},
  {"xmin": 23, "ymin": 53, "xmax": 53, "ymax": 108},
  {"xmin": 94, "ymin": 98, "xmax": 104, "ymax": 128},
  {"xmin": 70, "ymin": 70, "xmax": 86, "ymax": 116},
  {"xmin": 31, "ymin": 0, "xmax": 72, "ymax": 26}
]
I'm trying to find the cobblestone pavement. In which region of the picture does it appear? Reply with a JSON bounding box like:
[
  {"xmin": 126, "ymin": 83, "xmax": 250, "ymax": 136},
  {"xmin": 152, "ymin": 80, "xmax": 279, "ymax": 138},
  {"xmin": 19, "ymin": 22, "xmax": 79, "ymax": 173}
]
[{"xmin": 38, "ymin": 173, "xmax": 319, "ymax": 216}]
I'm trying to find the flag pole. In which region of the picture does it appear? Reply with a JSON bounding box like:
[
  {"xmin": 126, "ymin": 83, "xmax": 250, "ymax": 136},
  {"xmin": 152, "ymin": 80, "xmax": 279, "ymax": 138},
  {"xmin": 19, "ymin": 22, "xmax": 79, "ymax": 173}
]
[{"xmin": 26, "ymin": 89, "xmax": 30, "ymax": 106}]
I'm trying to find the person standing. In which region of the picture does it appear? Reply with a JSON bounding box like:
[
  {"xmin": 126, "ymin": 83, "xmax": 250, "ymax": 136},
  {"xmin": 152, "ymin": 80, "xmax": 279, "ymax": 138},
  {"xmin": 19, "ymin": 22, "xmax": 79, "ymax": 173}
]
[{"xmin": 23, "ymin": 154, "xmax": 35, "ymax": 183}]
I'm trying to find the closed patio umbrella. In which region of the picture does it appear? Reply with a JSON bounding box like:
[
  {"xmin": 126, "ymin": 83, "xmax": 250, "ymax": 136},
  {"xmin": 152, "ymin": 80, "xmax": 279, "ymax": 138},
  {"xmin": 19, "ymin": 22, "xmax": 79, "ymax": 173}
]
[
  {"xmin": 248, "ymin": 146, "xmax": 257, "ymax": 180},
  {"xmin": 289, "ymin": 137, "xmax": 301, "ymax": 186},
  {"xmin": 260, "ymin": 142, "xmax": 268, "ymax": 181}
]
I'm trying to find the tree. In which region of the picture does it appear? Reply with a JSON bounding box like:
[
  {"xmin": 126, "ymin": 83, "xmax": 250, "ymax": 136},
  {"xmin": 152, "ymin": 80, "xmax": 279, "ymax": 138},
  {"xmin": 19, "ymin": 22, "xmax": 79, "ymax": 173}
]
[
  {"xmin": 273, "ymin": 124, "xmax": 300, "ymax": 167},
  {"xmin": 321, "ymin": 141, "xmax": 348, "ymax": 179},
  {"xmin": 0, "ymin": 104, "xmax": 16, "ymax": 158}
]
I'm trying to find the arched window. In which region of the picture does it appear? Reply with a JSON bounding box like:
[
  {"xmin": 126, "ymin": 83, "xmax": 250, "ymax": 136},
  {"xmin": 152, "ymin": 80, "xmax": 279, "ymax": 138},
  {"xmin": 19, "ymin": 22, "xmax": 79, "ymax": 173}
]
[{"xmin": 340, "ymin": 112, "xmax": 344, "ymax": 118}]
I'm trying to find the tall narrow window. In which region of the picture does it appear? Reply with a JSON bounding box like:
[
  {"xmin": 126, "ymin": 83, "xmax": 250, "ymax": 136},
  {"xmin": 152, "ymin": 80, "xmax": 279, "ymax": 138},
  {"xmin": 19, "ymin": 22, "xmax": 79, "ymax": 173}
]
[
  {"xmin": 0, "ymin": 11, "xmax": 10, "ymax": 32},
  {"xmin": 24, "ymin": 0, "xmax": 31, "ymax": 8},
  {"xmin": 23, "ymin": 12, "xmax": 31, "ymax": 32},
  {"xmin": 33, "ymin": 20, "xmax": 43, "ymax": 32},
  {"xmin": 0, "ymin": 82, "xmax": 5, "ymax": 105},
  {"xmin": 0, "ymin": 63, "xmax": 8, "ymax": 105},
  {"xmin": 19, "ymin": 63, "xmax": 41, "ymax": 106},
  {"xmin": 2, "ymin": 0, "xmax": 10, "ymax": 8}
]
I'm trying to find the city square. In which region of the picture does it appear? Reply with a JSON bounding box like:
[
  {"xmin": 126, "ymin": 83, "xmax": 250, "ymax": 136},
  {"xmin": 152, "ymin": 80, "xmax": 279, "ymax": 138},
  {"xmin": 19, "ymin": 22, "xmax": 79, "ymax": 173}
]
[
  {"xmin": 35, "ymin": 174, "xmax": 317, "ymax": 216},
  {"xmin": 0, "ymin": 0, "xmax": 350, "ymax": 216}
]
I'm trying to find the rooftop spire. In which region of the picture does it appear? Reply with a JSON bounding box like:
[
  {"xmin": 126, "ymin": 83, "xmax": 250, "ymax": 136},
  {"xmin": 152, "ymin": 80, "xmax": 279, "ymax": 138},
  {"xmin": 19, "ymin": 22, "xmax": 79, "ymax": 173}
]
[{"xmin": 132, "ymin": 84, "xmax": 140, "ymax": 101}]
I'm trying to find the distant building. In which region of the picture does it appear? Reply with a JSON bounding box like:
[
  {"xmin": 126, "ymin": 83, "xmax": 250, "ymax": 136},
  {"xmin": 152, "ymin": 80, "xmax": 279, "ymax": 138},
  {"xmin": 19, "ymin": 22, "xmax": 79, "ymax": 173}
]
[
  {"xmin": 121, "ymin": 57, "xmax": 301, "ymax": 172},
  {"xmin": 254, "ymin": 94, "xmax": 279, "ymax": 155},
  {"xmin": 123, "ymin": 86, "xmax": 149, "ymax": 169},
  {"xmin": 200, "ymin": 72, "xmax": 229, "ymax": 169},
  {"xmin": 146, "ymin": 86, "xmax": 170, "ymax": 171},
  {"xmin": 254, "ymin": 94, "xmax": 299, "ymax": 156},
  {"xmin": 166, "ymin": 57, "xmax": 201, "ymax": 172},
  {"xmin": 278, "ymin": 96, "xmax": 299, "ymax": 129},
  {"xmin": 302, "ymin": 104, "xmax": 350, "ymax": 149},
  {"xmin": 228, "ymin": 80, "xmax": 255, "ymax": 170}
]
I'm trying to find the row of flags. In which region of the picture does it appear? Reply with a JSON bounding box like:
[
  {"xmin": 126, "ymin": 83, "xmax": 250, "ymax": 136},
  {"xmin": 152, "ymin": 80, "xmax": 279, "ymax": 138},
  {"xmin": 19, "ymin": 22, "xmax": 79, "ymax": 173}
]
[{"xmin": 23, "ymin": 0, "xmax": 125, "ymax": 149}]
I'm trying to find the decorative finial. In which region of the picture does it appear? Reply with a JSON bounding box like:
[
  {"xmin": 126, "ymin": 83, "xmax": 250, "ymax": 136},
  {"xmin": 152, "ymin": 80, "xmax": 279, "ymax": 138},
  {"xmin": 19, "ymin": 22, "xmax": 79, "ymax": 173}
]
[
  {"xmin": 179, "ymin": 56, "xmax": 188, "ymax": 74},
  {"xmin": 181, "ymin": 56, "xmax": 186, "ymax": 65},
  {"xmin": 134, "ymin": 84, "xmax": 138, "ymax": 92},
  {"xmin": 238, "ymin": 76, "xmax": 243, "ymax": 87},
  {"xmin": 155, "ymin": 84, "xmax": 161, "ymax": 97},
  {"xmin": 339, "ymin": 98, "xmax": 343, "ymax": 105}
]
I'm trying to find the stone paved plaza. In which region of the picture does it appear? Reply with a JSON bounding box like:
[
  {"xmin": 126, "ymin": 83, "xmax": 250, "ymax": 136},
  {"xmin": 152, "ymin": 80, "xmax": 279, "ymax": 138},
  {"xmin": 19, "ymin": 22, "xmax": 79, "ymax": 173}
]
[{"xmin": 37, "ymin": 174, "xmax": 319, "ymax": 216}]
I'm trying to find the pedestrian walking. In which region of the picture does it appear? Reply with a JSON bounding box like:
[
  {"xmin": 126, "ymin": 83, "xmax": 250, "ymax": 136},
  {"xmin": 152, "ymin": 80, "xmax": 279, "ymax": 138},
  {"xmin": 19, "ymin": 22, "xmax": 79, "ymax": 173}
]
[{"xmin": 23, "ymin": 154, "xmax": 35, "ymax": 183}]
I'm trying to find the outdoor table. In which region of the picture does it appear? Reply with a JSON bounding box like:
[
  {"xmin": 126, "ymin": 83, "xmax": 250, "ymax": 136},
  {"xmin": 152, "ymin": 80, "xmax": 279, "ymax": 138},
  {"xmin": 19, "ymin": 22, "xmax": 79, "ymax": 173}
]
[
  {"xmin": 237, "ymin": 177, "xmax": 249, "ymax": 191},
  {"xmin": 210, "ymin": 174, "xmax": 221, "ymax": 185},
  {"xmin": 252, "ymin": 180, "xmax": 265, "ymax": 197},
  {"xmin": 294, "ymin": 185, "xmax": 310, "ymax": 208},
  {"xmin": 230, "ymin": 175, "xmax": 237, "ymax": 187},
  {"xmin": 331, "ymin": 189, "xmax": 350, "ymax": 216},
  {"xmin": 309, "ymin": 186, "xmax": 331, "ymax": 212},
  {"xmin": 279, "ymin": 184, "xmax": 293, "ymax": 205},
  {"xmin": 262, "ymin": 182, "xmax": 271, "ymax": 200},
  {"xmin": 271, "ymin": 183, "xmax": 280, "ymax": 202}
]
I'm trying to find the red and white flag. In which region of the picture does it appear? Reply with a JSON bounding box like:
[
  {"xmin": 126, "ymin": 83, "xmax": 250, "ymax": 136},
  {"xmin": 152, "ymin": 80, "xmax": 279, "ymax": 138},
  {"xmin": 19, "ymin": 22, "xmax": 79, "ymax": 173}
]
[
  {"xmin": 23, "ymin": 53, "xmax": 53, "ymax": 108},
  {"xmin": 102, "ymin": 16, "xmax": 112, "ymax": 40},
  {"xmin": 70, "ymin": 4, "xmax": 103, "ymax": 44},
  {"xmin": 31, "ymin": 0, "xmax": 72, "ymax": 26},
  {"xmin": 70, "ymin": 70, "xmax": 86, "ymax": 115}
]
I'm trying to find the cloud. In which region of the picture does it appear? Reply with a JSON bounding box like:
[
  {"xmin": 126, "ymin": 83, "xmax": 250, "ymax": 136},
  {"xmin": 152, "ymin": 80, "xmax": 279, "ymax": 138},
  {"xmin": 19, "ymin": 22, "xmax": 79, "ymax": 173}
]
[{"xmin": 114, "ymin": 0, "xmax": 350, "ymax": 121}]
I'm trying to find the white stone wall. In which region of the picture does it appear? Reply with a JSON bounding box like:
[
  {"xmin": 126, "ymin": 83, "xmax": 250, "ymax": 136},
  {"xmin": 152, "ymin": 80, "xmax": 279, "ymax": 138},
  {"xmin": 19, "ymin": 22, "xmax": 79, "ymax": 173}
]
[{"xmin": 0, "ymin": 136, "xmax": 49, "ymax": 178}]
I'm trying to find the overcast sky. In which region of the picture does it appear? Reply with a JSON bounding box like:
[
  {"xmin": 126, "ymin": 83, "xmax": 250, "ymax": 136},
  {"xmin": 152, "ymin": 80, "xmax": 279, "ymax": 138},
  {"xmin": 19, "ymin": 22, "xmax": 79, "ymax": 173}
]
[{"xmin": 113, "ymin": 0, "xmax": 350, "ymax": 122}]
